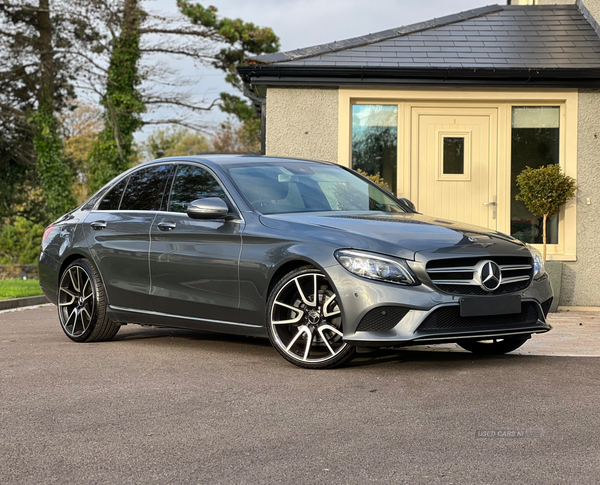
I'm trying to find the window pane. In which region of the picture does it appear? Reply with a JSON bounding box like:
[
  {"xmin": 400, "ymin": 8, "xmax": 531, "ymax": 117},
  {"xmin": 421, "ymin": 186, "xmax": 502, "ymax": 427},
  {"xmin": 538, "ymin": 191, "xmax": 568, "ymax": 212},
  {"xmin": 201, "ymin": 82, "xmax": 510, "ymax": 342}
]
[
  {"xmin": 168, "ymin": 165, "xmax": 225, "ymax": 213},
  {"xmin": 97, "ymin": 178, "xmax": 127, "ymax": 211},
  {"xmin": 120, "ymin": 165, "xmax": 171, "ymax": 211},
  {"xmin": 443, "ymin": 137, "xmax": 465, "ymax": 174},
  {"xmin": 352, "ymin": 105, "xmax": 397, "ymax": 193},
  {"xmin": 511, "ymin": 107, "xmax": 560, "ymax": 244}
]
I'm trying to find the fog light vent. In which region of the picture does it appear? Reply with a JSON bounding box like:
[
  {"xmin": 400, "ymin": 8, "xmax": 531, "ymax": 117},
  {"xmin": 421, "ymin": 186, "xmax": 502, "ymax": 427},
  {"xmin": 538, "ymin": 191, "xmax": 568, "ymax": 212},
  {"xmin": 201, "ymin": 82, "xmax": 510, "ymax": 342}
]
[
  {"xmin": 356, "ymin": 306, "xmax": 410, "ymax": 332},
  {"xmin": 540, "ymin": 298, "xmax": 553, "ymax": 317}
]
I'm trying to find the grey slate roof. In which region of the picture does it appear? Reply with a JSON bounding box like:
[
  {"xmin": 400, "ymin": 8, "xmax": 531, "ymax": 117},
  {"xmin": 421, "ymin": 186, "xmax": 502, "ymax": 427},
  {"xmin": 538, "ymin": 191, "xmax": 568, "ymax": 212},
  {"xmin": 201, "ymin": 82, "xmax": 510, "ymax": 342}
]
[{"xmin": 249, "ymin": 4, "xmax": 600, "ymax": 70}]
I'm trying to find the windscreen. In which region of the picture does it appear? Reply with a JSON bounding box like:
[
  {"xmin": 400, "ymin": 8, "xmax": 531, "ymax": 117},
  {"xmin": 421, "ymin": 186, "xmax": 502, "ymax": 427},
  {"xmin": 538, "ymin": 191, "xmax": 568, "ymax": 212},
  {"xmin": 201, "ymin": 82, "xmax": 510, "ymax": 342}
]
[{"xmin": 226, "ymin": 162, "xmax": 405, "ymax": 215}]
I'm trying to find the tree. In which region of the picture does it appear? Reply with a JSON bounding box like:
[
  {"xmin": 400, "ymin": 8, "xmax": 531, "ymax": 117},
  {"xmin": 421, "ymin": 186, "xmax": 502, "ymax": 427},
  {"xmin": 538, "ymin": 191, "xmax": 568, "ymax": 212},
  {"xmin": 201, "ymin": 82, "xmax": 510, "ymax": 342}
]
[
  {"xmin": 88, "ymin": 0, "xmax": 145, "ymax": 192},
  {"xmin": 85, "ymin": 0, "xmax": 279, "ymax": 188},
  {"xmin": 211, "ymin": 118, "xmax": 260, "ymax": 153},
  {"xmin": 0, "ymin": 216, "xmax": 45, "ymax": 264},
  {"xmin": 61, "ymin": 101, "xmax": 103, "ymax": 203},
  {"xmin": 0, "ymin": 0, "xmax": 78, "ymax": 220},
  {"xmin": 177, "ymin": 1, "xmax": 279, "ymax": 143},
  {"xmin": 515, "ymin": 164, "xmax": 577, "ymax": 261},
  {"xmin": 139, "ymin": 127, "xmax": 210, "ymax": 160},
  {"xmin": 0, "ymin": 0, "xmax": 280, "ymax": 206}
]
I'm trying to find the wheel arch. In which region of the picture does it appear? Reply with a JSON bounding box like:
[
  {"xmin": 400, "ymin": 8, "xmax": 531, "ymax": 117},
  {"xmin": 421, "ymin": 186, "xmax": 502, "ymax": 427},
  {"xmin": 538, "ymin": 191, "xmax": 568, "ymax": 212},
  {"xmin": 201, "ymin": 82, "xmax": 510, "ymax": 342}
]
[
  {"xmin": 266, "ymin": 258, "xmax": 319, "ymax": 303},
  {"xmin": 58, "ymin": 253, "xmax": 88, "ymax": 282}
]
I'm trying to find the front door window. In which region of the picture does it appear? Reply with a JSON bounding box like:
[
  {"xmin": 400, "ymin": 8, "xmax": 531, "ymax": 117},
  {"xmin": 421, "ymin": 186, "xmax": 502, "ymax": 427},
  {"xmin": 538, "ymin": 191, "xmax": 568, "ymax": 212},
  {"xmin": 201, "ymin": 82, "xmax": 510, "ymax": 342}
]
[
  {"xmin": 168, "ymin": 164, "xmax": 226, "ymax": 213},
  {"xmin": 442, "ymin": 137, "xmax": 465, "ymax": 175}
]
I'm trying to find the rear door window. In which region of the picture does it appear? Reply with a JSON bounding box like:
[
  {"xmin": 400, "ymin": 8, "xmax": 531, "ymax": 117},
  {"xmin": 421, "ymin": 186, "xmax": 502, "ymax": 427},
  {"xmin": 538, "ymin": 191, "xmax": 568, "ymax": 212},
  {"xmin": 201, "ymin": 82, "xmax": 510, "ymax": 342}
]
[
  {"xmin": 120, "ymin": 165, "xmax": 172, "ymax": 211},
  {"xmin": 168, "ymin": 164, "xmax": 226, "ymax": 213}
]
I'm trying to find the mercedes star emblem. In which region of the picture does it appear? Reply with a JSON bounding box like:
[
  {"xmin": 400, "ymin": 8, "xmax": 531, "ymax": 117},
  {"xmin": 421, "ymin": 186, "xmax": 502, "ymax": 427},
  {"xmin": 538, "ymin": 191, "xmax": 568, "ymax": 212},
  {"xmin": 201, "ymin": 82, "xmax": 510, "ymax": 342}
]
[{"xmin": 476, "ymin": 260, "xmax": 502, "ymax": 292}]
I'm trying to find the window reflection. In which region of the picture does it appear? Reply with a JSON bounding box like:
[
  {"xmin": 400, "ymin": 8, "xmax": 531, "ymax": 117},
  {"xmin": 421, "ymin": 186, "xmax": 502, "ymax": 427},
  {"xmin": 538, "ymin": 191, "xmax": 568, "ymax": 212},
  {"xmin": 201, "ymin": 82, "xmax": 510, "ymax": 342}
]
[
  {"xmin": 352, "ymin": 105, "xmax": 398, "ymax": 193},
  {"xmin": 119, "ymin": 165, "xmax": 171, "ymax": 211},
  {"xmin": 511, "ymin": 107, "xmax": 560, "ymax": 244},
  {"xmin": 98, "ymin": 178, "xmax": 127, "ymax": 211}
]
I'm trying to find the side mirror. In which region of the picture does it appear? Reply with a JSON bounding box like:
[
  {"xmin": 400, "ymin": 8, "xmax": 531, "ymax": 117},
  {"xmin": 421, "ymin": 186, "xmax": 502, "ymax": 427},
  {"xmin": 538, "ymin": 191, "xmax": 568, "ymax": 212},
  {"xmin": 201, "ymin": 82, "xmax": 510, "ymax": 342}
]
[
  {"xmin": 187, "ymin": 198, "xmax": 230, "ymax": 220},
  {"xmin": 398, "ymin": 197, "xmax": 416, "ymax": 212}
]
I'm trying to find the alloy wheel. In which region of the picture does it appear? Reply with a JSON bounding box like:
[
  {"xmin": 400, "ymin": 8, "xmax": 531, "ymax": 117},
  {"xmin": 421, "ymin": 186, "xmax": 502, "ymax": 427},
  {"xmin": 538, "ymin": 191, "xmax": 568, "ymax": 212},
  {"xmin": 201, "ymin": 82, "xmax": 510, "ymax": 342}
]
[
  {"xmin": 58, "ymin": 265, "xmax": 95, "ymax": 338},
  {"xmin": 270, "ymin": 272, "xmax": 348, "ymax": 364}
]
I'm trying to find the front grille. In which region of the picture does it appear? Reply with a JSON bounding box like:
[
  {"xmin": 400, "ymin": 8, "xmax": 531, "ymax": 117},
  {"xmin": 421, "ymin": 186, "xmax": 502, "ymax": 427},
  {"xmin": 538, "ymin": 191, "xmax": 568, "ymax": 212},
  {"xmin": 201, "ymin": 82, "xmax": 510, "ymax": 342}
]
[
  {"xmin": 417, "ymin": 302, "xmax": 541, "ymax": 333},
  {"xmin": 356, "ymin": 306, "xmax": 410, "ymax": 332},
  {"xmin": 426, "ymin": 256, "xmax": 533, "ymax": 296}
]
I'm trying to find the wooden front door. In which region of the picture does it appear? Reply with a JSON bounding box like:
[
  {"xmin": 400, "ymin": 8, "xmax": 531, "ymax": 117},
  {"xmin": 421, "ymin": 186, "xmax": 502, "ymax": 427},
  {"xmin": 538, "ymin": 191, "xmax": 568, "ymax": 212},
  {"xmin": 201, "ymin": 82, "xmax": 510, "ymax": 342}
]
[{"xmin": 412, "ymin": 107, "xmax": 499, "ymax": 230}]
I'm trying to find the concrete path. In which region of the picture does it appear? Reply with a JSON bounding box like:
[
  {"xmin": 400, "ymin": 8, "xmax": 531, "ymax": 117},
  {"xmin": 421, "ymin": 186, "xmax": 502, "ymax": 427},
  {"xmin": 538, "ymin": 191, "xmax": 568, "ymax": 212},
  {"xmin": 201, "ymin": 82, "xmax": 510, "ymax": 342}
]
[{"xmin": 407, "ymin": 310, "xmax": 600, "ymax": 356}]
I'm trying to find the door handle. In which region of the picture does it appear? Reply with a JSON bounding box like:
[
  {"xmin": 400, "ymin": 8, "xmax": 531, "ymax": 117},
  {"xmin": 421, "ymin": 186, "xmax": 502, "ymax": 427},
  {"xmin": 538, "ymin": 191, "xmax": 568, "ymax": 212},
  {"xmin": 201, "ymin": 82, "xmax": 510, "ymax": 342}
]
[
  {"xmin": 157, "ymin": 221, "xmax": 177, "ymax": 231},
  {"xmin": 483, "ymin": 196, "xmax": 497, "ymax": 220},
  {"xmin": 90, "ymin": 221, "xmax": 107, "ymax": 230}
]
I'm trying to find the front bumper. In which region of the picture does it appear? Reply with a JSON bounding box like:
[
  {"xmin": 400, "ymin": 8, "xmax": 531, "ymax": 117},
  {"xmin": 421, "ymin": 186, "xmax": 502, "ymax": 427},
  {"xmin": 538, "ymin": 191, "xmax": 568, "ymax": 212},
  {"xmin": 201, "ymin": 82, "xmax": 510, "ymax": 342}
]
[{"xmin": 325, "ymin": 264, "xmax": 553, "ymax": 347}]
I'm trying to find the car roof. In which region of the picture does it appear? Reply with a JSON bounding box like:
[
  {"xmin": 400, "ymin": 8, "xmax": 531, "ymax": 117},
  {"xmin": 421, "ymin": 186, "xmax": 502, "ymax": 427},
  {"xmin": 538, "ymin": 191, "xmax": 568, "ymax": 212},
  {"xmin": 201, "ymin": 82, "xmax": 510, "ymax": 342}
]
[{"xmin": 136, "ymin": 154, "xmax": 337, "ymax": 169}]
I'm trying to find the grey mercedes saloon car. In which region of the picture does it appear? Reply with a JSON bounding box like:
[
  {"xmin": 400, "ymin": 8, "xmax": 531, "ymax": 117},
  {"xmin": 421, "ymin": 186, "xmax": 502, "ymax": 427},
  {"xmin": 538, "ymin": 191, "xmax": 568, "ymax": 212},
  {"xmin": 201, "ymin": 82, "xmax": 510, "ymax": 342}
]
[{"xmin": 38, "ymin": 155, "xmax": 553, "ymax": 368}]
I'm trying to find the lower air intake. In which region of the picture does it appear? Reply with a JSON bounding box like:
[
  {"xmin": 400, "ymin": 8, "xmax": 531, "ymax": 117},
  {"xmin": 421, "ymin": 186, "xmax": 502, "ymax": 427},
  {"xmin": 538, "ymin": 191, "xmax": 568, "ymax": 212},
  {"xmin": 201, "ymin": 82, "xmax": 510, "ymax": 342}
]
[
  {"xmin": 356, "ymin": 306, "xmax": 410, "ymax": 332},
  {"xmin": 417, "ymin": 302, "xmax": 541, "ymax": 333}
]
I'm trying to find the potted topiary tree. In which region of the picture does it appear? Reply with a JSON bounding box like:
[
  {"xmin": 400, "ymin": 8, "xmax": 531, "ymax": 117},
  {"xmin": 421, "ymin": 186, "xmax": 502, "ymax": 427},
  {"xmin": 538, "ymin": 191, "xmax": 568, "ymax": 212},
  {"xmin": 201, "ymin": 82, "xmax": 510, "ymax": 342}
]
[
  {"xmin": 515, "ymin": 164, "xmax": 577, "ymax": 261},
  {"xmin": 515, "ymin": 165, "xmax": 577, "ymax": 312}
]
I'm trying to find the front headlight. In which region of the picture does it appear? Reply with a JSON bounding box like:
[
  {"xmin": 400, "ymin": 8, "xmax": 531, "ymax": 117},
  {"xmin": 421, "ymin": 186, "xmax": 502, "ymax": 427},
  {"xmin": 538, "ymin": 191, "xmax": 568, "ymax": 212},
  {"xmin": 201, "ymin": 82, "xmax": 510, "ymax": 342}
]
[
  {"xmin": 334, "ymin": 249, "xmax": 419, "ymax": 286},
  {"xmin": 527, "ymin": 244, "xmax": 546, "ymax": 279}
]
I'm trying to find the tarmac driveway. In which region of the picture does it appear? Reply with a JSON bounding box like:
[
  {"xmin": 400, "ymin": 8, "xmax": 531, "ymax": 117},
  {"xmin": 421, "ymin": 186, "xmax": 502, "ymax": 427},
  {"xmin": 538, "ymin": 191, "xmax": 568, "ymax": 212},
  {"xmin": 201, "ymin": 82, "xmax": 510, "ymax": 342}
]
[{"xmin": 1, "ymin": 305, "xmax": 600, "ymax": 484}]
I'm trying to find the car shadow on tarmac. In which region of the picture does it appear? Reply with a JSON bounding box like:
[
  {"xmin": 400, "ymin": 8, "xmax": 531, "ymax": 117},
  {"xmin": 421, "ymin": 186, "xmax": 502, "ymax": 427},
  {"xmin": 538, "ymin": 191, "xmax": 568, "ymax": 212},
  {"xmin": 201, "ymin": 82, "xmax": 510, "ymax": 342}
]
[{"xmin": 110, "ymin": 323, "xmax": 546, "ymax": 369}]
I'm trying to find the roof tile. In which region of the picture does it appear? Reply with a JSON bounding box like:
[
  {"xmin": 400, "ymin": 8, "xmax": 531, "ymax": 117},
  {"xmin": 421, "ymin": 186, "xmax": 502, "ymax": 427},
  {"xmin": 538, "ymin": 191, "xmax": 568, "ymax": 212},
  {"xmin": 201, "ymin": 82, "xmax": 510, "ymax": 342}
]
[{"xmin": 248, "ymin": 4, "xmax": 600, "ymax": 71}]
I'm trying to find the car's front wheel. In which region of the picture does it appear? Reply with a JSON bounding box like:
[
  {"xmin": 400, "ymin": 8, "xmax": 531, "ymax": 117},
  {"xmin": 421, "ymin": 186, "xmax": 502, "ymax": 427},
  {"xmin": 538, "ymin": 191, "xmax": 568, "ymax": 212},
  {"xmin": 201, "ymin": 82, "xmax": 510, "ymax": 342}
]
[
  {"xmin": 57, "ymin": 258, "xmax": 120, "ymax": 342},
  {"xmin": 456, "ymin": 335, "xmax": 530, "ymax": 355},
  {"xmin": 266, "ymin": 266, "xmax": 356, "ymax": 369}
]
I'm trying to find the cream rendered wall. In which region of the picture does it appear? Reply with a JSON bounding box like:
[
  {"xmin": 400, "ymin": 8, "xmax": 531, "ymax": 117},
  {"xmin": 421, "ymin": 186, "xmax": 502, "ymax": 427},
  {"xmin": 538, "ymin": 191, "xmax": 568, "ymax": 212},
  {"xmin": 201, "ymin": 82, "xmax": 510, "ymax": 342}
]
[
  {"xmin": 560, "ymin": 89, "xmax": 600, "ymax": 306},
  {"xmin": 265, "ymin": 87, "xmax": 339, "ymax": 162},
  {"xmin": 580, "ymin": 0, "xmax": 600, "ymax": 22}
]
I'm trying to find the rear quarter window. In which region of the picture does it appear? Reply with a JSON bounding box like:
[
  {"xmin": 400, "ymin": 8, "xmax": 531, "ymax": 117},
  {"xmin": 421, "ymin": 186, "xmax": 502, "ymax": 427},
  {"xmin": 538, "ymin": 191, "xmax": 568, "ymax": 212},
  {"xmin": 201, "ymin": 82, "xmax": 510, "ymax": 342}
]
[{"xmin": 97, "ymin": 178, "xmax": 128, "ymax": 211}]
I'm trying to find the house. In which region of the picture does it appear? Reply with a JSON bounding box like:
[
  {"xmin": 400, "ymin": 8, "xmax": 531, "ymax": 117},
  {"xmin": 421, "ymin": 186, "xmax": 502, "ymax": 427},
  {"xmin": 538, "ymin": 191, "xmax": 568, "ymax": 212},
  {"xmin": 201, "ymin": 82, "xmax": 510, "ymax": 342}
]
[{"xmin": 238, "ymin": 0, "xmax": 600, "ymax": 308}]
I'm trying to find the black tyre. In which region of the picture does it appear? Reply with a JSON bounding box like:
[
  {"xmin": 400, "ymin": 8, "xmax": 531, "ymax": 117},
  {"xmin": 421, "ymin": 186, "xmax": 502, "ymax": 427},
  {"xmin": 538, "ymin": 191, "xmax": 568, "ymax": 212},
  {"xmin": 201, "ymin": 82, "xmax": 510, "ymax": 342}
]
[
  {"xmin": 457, "ymin": 335, "xmax": 530, "ymax": 355},
  {"xmin": 57, "ymin": 258, "xmax": 120, "ymax": 342},
  {"xmin": 266, "ymin": 266, "xmax": 356, "ymax": 369}
]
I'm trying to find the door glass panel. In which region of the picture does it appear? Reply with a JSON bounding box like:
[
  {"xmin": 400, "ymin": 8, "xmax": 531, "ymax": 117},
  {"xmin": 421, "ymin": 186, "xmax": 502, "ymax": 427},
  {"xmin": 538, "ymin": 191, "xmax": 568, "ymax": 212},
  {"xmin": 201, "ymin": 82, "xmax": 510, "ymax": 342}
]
[
  {"xmin": 443, "ymin": 137, "xmax": 465, "ymax": 174},
  {"xmin": 119, "ymin": 165, "xmax": 171, "ymax": 211},
  {"xmin": 97, "ymin": 178, "xmax": 127, "ymax": 211},
  {"xmin": 352, "ymin": 104, "xmax": 397, "ymax": 193},
  {"xmin": 168, "ymin": 165, "xmax": 226, "ymax": 213},
  {"xmin": 511, "ymin": 107, "xmax": 560, "ymax": 244}
]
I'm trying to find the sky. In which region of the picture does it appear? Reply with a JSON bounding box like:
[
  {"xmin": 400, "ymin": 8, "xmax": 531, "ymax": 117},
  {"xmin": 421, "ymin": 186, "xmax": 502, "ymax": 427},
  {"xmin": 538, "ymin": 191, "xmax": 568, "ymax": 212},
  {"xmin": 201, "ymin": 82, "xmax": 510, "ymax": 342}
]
[{"xmin": 139, "ymin": 0, "xmax": 489, "ymax": 139}]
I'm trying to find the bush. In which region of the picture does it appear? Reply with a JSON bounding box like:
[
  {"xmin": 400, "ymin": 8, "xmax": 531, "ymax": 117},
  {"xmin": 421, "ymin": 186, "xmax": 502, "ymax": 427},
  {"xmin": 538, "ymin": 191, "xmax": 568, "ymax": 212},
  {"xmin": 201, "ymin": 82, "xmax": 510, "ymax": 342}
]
[
  {"xmin": 0, "ymin": 217, "xmax": 45, "ymax": 264},
  {"xmin": 356, "ymin": 168, "xmax": 391, "ymax": 191},
  {"xmin": 515, "ymin": 164, "xmax": 577, "ymax": 260}
]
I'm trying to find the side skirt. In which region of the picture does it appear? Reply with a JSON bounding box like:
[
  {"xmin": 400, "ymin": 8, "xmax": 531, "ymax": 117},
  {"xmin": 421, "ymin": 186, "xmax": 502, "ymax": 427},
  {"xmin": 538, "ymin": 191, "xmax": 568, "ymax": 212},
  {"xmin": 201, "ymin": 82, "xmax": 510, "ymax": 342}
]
[{"xmin": 107, "ymin": 305, "xmax": 268, "ymax": 338}]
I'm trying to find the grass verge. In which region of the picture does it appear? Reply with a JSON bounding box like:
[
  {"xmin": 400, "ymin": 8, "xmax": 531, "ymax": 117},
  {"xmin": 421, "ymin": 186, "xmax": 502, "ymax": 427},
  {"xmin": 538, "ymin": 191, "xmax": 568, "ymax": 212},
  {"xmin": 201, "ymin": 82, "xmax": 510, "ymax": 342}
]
[{"xmin": 0, "ymin": 279, "xmax": 44, "ymax": 300}]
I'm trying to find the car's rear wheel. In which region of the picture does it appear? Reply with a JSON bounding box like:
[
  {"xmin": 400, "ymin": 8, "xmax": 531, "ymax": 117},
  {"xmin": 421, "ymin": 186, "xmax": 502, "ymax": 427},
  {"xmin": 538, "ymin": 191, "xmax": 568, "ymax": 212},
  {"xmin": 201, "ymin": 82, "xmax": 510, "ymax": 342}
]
[
  {"xmin": 456, "ymin": 335, "xmax": 530, "ymax": 355},
  {"xmin": 58, "ymin": 259, "xmax": 120, "ymax": 342},
  {"xmin": 267, "ymin": 266, "xmax": 356, "ymax": 369}
]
